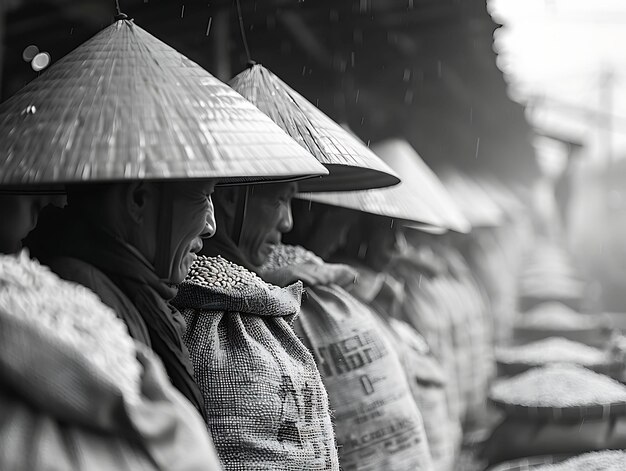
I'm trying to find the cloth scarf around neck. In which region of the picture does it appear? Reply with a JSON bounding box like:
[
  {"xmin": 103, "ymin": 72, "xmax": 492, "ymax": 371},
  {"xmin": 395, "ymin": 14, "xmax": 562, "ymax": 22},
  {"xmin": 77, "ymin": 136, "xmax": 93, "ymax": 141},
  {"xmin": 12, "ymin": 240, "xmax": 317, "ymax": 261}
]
[{"xmin": 25, "ymin": 207, "xmax": 206, "ymax": 419}]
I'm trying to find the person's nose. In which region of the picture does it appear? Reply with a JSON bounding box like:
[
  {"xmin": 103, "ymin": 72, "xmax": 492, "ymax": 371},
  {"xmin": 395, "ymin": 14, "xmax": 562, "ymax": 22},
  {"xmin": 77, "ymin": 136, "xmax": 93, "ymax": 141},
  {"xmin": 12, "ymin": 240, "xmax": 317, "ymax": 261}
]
[
  {"xmin": 278, "ymin": 203, "xmax": 293, "ymax": 233},
  {"xmin": 201, "ymin": 197, "xmax": 216, "ymax": 239}
]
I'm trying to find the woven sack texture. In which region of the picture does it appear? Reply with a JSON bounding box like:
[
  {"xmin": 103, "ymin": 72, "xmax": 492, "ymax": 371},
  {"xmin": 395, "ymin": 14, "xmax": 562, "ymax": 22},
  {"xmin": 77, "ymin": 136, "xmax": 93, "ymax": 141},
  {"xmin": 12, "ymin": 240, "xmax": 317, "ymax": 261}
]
[
  {"xmin": 395, "ymin": 244, "xmax": 494, "ymax": 431},
  {"xmin": 444, "ymin": 274, "xmax": 493, "ymax": 430},
  {"xmin": 391, "ymin": 257, "xmax": 465, "ymax": 429},
  {"xmin": 262, "ymin": 244, "xmax": 433, "ymax": 470},
  {"xmin": 173, "ymin": 256, "xmax": 339, "ymax": 471},
  {"xmin": 383, "ymin": 316, "xmax": 461, "ymax": 471},
  {"xmin": 428, "ymin": 277, "xmax": 473, "ymax": 422},
  {"xmin": 439, "ymin": 245, "xmax": 495, "ymax": 429},
  {"xmin": 298, "ymin": 284, "xmax": 433, "ymax": 471}
]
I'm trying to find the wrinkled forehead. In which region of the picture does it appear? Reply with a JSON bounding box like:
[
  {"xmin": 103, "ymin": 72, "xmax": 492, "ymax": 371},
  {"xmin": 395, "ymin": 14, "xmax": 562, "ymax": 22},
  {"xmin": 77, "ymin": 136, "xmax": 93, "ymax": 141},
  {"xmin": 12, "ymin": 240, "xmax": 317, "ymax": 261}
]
[{"xmin": 172, "ymin": 180, "xmax": 218, "ymax": 198}]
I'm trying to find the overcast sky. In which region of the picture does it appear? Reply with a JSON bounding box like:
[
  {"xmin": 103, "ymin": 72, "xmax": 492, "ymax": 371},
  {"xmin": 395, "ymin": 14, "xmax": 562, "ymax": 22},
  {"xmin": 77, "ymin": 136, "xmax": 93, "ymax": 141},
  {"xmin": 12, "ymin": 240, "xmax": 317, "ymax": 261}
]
[{"xmin": 488, "ymin": 0, "xmax": 626, "ymax": 163}]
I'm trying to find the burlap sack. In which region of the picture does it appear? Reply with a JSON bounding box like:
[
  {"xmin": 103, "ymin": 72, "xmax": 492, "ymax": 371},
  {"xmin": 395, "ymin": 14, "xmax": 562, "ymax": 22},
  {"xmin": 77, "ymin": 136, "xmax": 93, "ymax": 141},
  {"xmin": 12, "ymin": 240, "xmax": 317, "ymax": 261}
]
[
  {"xmin": 173, "ymin": 256, "xmax": 339, "ymax": 471},
  {"xmin": 391, "ymin": 258, "xmax": 464, "ymax": 430},
  {"xmin": 262, "ymin": 244, "xmax": 433, "ymax": 471},
  {"xmin": 427, "ymin": 277, "xmax": 473, "ymax": 422},
  {"xmin": 441, "ymin": 245, "xmax": 495, "ymax": 428},
  {"xmin": 448, "ymin": 274, "xmax": 493, "ymax": 430},
  {"xmin": 297, "ymin": 284, "xmax": 433, "ymax": 471},
  {"xmin": 383, "ymin": 317, "xmax": 462, "ymax": 471},
  {"xmin": 349, "ymin": 265, "xmax": 461, "ymax": 470}
]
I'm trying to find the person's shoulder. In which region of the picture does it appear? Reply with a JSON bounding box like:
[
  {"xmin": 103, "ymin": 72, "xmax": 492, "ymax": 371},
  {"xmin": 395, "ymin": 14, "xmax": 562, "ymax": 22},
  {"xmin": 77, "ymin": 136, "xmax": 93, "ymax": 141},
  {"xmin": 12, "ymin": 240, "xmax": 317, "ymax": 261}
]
[
  {"xmin": 43, "ymin": 256, "xmax": 114, "ymax": 290},
  {"xmin": 43, "ymin": 256, "xmax": 131, "ymax": 311},
  {"xmin": 42, "ymin": 255, "xmax": 150, "ymax": 343}
]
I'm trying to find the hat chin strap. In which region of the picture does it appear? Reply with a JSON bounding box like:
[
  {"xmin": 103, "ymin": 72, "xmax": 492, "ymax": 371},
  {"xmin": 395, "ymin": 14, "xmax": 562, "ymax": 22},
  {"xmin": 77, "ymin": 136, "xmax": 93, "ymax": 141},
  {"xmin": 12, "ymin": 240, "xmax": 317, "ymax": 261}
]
[
  {"xmin": 154, "ymin": 183, "xmax": 174, "ymax": 281},
  {"xmin": 231, "ymin": 186, "xmax": 250, "ymax": 248}
]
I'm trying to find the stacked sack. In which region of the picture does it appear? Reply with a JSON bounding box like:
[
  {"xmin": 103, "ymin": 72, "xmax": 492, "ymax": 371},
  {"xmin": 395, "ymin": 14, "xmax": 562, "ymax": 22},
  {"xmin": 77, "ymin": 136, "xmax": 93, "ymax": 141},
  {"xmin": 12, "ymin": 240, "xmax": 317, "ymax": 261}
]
[
  {"xmin": 262, "ymin": 243, "xmax": 434, "ymax": 471},
  {"xmin": 392, "ymin": 241, "xmax": 494, "ymax": 435},
  {"xmin": 390, "ymin": 246, "xmax": 465, "ymax": 437},
  {"xmin": 381, "ymin": 315, "xmax": 461, "ymax": 471},
  {"xmin": 344, "ymin": 259, "xmax": 460, "ymax": 471},
  {"xmin": 439, "ymin": 243, "xmax": 494, "ymax": 432}
]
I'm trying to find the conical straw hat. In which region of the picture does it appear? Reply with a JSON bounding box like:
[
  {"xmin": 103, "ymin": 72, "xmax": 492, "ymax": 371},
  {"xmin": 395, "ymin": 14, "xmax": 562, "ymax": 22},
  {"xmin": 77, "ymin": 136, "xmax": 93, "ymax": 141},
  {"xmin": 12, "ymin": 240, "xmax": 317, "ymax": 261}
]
[
  {"xmin": 229, "ymin": 64, "xmax": 399, "ymax": 192},
  {"xmin": 370, "ymin": 139, "xmax": 471, "ymax": 233},
  {"xmin": 298, "ymin": 139, "xmax": 470, "ymax": 232},
  {"xmin": 297, "ymin": 138, "xmax": 448, "ymax": 228},
  {"xmin": 297, "ymin": 186, "xmax": 444, "ymax": 229},
  {"xmin": 0, "ymin": 20, "xmax": 327, "ymax": 188},
  {"xmin": 438, "ymin": 169, "xmax": 504, "ymax": 228}
]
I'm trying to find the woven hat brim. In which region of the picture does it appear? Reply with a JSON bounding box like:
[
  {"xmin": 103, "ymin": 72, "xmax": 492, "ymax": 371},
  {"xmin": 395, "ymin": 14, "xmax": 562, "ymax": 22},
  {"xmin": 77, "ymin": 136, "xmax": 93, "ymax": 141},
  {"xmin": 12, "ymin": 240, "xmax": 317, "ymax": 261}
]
[
  {"xmin": 296, "ymin": 185, "xmax": 445, "ymax": 228},
  {"xmin": 370, "ymin": 139, "xmax": 471, "ymax": 233},
  {"xmin": 229, "ymin": 65, "xmax": 400, "ymax": 192},
  {"xmin": 0, "ymin": 20, "xmax": 327, "ymax": 187},
  {"xmin": 403, "ymin": 222, "xmax": 448, "ymax": 234},
  {"xmin": 0, "ymin": 184, "xmax": 66, "ymax": 195}
]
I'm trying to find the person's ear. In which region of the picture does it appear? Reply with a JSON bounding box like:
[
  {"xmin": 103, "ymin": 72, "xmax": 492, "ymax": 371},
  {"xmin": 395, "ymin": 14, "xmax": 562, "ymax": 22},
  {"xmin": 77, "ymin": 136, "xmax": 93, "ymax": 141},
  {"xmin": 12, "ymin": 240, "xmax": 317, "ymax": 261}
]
[{"xmin": 125, "ymin": 182, "xmax": 155, "ymax": 225}]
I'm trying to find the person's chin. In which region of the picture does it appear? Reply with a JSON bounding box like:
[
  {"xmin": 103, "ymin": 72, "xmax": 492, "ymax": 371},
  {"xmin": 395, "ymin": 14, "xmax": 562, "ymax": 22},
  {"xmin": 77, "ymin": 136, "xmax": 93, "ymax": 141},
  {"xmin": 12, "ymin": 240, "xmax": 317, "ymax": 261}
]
[{"xmin": 174, "ymin": 253, "xmax": 197, "ymax": 282}]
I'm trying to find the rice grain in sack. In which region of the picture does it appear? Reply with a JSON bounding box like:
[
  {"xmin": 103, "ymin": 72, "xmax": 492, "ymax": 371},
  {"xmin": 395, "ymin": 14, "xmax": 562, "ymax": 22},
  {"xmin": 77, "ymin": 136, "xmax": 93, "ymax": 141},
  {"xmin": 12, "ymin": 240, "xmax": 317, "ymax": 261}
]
[
  {"xmin": 385, "ymin": 317, "xmax": 461, "ymax": 471},
  {"xmin": 298, "ymin": 284, "xmax": 433, "ymax": 471},
  {"xmin": 173, "ymin": 256, "xmax": 339, "ymax": 471}
]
